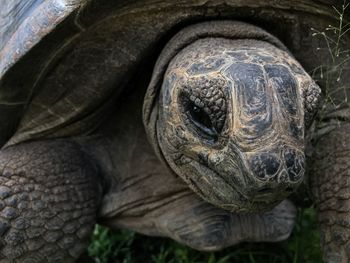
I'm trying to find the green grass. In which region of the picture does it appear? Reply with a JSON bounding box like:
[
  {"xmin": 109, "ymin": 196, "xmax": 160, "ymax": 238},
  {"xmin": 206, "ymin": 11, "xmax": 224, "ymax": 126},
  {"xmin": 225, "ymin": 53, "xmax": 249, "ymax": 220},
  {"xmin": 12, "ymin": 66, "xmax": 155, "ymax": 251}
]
[{"xmin": 88, "ymin": 208, "xmax": 321, "ymax": 263}]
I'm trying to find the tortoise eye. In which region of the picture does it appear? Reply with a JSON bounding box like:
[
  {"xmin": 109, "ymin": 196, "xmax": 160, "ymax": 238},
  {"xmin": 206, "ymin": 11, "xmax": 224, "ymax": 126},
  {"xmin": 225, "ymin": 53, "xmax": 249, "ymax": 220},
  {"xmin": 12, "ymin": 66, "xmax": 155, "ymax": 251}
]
[{"xmin": 188, "ymin": 101, "xmax": 218, "ymax": 139}]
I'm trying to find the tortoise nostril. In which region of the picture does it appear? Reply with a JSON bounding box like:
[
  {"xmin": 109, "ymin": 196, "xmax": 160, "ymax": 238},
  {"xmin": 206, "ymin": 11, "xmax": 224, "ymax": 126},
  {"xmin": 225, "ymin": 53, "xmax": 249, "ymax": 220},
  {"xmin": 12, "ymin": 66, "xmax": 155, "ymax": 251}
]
[
  {"xmin": 283, "ymin": 148, "xmax": 305, "ymax": 182},
  {"xmin": 249, "ymin": 153, "xmax": 280, "ymax": 180}
]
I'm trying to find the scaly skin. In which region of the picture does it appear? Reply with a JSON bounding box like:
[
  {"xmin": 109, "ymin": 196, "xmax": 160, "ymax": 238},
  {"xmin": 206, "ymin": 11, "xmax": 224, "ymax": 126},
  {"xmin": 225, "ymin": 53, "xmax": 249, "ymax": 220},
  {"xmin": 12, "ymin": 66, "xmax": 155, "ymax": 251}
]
[
  {"xmin": 0, "ymin": 140, "xmax": 100, "ymax": 262},
  {"xmin": 311, "ymin": 122, "xmax": 350, "ymax": 263}
]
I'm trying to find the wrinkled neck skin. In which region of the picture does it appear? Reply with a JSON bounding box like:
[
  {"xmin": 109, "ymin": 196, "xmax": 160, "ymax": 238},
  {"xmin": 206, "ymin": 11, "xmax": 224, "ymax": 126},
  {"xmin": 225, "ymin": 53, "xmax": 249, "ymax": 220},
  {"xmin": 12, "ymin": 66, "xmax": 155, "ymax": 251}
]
[{"xmin": 75, "ymin": 84, "xmax": 191, "ymax": 228}]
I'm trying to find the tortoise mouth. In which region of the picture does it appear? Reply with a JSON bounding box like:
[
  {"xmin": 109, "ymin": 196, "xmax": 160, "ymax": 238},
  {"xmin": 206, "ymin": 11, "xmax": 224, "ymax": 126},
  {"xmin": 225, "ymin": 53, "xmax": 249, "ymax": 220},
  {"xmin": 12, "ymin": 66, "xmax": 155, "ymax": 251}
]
[{"xmin": 180, "ymin": 156, "xmax": 292, "ymax": 213}]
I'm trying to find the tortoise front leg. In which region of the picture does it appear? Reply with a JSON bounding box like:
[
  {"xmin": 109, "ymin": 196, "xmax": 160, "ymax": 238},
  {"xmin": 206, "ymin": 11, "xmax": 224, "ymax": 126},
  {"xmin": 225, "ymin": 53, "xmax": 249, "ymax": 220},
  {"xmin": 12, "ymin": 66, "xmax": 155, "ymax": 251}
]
[
  {"xmin": 111, "ymin": 189, "xmax": 296, "ymax": 251},
  {"xmin": 0, "ymin": 140, "xmax": 101, "ymax": 262},
  {"xmin": 310, "ymin": 122, "xmax": 350, "ymax": 263},
  {"xmin": 153, "ymin": 196, "xmax": 296, "ymax": 251},
  {"xmin": 154, "ymin": 198, "xmax": 296, "ymax": 251}
]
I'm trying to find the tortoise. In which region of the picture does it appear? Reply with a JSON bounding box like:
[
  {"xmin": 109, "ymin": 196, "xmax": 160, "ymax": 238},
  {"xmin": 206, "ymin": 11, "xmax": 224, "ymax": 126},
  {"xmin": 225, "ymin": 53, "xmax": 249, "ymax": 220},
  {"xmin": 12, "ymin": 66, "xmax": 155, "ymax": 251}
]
[{"xmin": 0, "ymin": 0, "xmax": 349, "ymax": 262}]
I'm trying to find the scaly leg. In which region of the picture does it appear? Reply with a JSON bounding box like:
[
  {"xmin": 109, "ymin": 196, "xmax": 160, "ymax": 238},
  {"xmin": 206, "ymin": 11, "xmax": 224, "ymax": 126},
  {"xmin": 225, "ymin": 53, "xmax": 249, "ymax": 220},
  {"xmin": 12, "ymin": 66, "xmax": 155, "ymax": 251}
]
[
  {"xmin": 153, "ymin": 196, "xmax": 296, "ymax": 251},
  {"xmin": 109, "ymin": 189, "xmax": 296, "ymax": 251},
  {"xmin": 310, "ymin": 122, "xmax": 350, "ymax": 263},
  {"xmin": 0, "ymin": 140, "xmax": 101, "ymax": 262}
]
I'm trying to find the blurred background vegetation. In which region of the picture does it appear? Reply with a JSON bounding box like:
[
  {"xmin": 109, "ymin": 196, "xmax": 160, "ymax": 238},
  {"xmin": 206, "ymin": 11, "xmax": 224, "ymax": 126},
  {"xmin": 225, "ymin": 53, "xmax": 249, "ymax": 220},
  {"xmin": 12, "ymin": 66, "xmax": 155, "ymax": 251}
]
[{"xmin": 87, "ymin": 208, "xmax": 321, "ymax": 263}]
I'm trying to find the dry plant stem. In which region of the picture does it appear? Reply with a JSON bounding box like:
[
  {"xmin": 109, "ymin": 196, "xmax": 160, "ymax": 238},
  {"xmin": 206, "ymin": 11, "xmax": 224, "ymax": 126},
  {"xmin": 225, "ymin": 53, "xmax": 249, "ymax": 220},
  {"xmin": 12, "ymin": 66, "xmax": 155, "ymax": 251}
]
[{"xmin": 311, "ymin": 0, "xmax": 350, "ymax": 122}]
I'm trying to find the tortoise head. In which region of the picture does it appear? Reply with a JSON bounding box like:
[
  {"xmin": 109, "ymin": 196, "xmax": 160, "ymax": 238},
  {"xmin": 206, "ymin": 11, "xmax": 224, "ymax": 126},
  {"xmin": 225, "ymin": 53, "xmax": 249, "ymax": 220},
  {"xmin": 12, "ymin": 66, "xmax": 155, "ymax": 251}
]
[{"xmin": 145, "ymin": 22, "xmax": 321, "ymax": 212}]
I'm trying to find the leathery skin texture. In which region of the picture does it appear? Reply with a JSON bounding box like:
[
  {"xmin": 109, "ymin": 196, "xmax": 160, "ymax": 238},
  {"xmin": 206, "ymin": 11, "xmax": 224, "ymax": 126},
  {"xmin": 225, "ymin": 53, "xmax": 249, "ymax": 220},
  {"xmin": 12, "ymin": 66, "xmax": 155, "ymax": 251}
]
[{"xmin": 311, "ymin": 123, "xmax": 350, "ymax": 263}]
